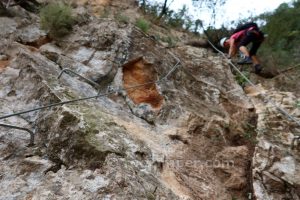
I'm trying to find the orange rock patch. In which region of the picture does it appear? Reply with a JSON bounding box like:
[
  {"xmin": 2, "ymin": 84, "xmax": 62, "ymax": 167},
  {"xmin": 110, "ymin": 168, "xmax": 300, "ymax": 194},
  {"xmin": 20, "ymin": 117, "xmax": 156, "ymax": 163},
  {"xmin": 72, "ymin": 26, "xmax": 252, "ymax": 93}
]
[
  {"xmin": 0, "ymin": 60, "xmax": 10, "ymax": 72},
  {"xmin": 123, "ymin": 57, "xmax": 163, "ymax": 109},
  {"xmin": 24, "ymin": 36, "xmax": 52, "ymax": 48}
]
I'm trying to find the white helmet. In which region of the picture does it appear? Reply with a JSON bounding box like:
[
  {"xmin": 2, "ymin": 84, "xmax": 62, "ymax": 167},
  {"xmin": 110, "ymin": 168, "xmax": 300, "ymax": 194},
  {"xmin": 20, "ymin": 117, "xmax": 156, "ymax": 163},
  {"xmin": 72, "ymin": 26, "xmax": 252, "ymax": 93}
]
[{"xmin": 219, "ymin": 37, "xmax": 228, "ymax": 48}]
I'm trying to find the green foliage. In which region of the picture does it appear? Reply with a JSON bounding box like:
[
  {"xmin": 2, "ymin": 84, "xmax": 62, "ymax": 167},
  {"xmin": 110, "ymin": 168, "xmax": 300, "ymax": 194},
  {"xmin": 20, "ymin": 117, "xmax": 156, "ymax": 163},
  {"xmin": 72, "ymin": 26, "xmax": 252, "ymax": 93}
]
[
  {"xmin": 243, "ymin": 131, "xmax": 258, "ymax": 144},
  {"xmin": 242, "ymin": 122, "xmax": 257, "ymax": 144},
  {"xmin": 40, "ymin": 3, "xmax": 75, "ymax": 39},
  {"xmin": 166, "ymin": 11, "xmax": 184, "ymax": 28},
  {"xmin": 235, "ymin": 71, "xmax": 250, "ymax": 87},
  {"xmin": 137, "ymin": 1, "xmax": 198, "ymax": 32},
  {"xmin": 205, "ymin": 26, "xmax": 231, "ymax": 48},
  {"xmin": 258, "ymin": 0, "xmax": 300, "ymax": 68},
  {"xmin": 243, "ymin": 132, "xmax": 252, "ymax": 140},
  {"xmin": 161, "ymin": 35, "xmax": 177, "ymax": 47},
  {"xmin": 146, "ymin": 192, "xmax": 156, "ymax": 200},
  {"xmin": 115, "ymin": 13, "xmax": 130, "ymax": 24},
  {"xmin": 135, "ymin": 18, "xmax": 150, "ymax": 33},
  {"xmin": 296, "ymin": 100, "xmax": 300, "ymax": 108},
  {"xmin": 162, "ymin": 5, "xmax": 196, "ymax": 31},
  {"xmin": 139, "ymin": 1, "xmax": 160, "ymax": 17},
  {"xmin": 99, "ymin": 7, "xmax": 110, "ymax": 18},
  {"xmin": 166, "ymin": 5, "xmax": 190, "ymax": 29}
]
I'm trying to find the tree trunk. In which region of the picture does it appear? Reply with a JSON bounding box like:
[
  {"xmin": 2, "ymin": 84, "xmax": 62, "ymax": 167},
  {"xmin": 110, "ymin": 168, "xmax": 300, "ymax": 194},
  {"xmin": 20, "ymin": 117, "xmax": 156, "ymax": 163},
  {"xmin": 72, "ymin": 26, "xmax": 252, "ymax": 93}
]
[
  {"xmin": 157, "ymin": 0, "xmax": 168, "ymax": 20},
  {"xmin": 141, "ymin": 0, "xmax": 146, "ymax": 13}
]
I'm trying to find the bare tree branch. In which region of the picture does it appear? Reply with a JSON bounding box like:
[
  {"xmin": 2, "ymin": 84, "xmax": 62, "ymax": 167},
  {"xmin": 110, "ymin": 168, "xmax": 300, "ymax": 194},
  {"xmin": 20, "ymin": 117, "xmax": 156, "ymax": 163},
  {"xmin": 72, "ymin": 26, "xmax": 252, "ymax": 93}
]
[
  {"xmin": 6, "ymin": 0, "xmax": 12, "ymax": 8},
  {"xmin": 157, "ymin": 0, "xmax": 168, "ymax": 19}
]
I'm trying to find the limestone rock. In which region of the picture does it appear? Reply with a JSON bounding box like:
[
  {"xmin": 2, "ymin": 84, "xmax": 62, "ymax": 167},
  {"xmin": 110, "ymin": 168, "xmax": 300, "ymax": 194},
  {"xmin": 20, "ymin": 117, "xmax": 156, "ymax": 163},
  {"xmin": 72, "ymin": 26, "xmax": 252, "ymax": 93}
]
[
  {"xmin": 1, "ymin": 2, "xmax": 299, "ymax": 200},
  {"xmin": 250, "ymin": 88, "xmax": 300, "ymax": 200}
]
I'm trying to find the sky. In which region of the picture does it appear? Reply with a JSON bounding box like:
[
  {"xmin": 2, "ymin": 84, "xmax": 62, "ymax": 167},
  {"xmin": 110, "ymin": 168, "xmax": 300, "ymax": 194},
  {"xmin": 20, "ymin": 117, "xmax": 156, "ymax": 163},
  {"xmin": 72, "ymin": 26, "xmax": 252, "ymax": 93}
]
[{"xmin": 152, "ymin": 0, "xmax": 292, "ymax": 28}]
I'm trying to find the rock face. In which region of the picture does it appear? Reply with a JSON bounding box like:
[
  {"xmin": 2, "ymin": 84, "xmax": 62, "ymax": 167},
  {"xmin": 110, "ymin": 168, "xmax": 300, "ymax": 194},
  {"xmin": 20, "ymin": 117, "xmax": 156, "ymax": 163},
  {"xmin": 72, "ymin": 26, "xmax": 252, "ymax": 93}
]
[
  {"xmin": 246, "ymin": 87, "xmax": 300, "ymax": 200},
  {"xmin": 0, "ymin": 2, "xmax": 299, "ymax": 200}
]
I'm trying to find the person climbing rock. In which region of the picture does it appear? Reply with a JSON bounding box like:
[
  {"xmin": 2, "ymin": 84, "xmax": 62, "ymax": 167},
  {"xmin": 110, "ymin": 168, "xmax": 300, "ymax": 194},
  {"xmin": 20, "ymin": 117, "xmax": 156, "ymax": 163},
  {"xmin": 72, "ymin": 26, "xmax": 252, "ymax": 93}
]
[{"xmin": 220, "ymin": 22, "xmax": 265, "ymax": 74}]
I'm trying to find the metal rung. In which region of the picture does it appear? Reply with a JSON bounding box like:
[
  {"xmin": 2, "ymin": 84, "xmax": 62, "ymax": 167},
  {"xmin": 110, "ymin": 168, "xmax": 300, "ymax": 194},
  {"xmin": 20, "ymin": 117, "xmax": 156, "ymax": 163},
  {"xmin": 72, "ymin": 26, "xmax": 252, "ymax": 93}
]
[{"xmin": 0, "ymin": 123, "xmax": 34, "ymax": 146}]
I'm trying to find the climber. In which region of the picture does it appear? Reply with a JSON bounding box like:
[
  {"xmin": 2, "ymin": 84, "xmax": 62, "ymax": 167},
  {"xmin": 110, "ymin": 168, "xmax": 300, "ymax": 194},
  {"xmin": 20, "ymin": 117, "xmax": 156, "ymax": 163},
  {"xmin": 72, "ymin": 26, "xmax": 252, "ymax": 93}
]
[{"xmin": 220, "ymin": 22, "xmax": 265, "ymax": 74}]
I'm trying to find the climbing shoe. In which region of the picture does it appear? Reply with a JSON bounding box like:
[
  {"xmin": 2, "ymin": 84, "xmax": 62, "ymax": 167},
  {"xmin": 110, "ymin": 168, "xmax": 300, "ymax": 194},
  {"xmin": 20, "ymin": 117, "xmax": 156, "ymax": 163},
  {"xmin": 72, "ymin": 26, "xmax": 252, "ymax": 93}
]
[
  {"xmin": 237, "ymin": 56, "xmax": 252, "ymax": 65},
  {"xmin": 254, "ymin": 64, "xmax": 262, "ymax": 74}
]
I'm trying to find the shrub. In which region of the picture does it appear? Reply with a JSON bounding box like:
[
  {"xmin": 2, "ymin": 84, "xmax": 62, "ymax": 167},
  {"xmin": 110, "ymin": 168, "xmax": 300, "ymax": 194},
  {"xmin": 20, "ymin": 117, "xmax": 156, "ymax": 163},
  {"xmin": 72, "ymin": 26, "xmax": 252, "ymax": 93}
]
[
  {"xmin": 135, "ymin": 18, "xmax": 150, "ymax": 33},
  {"xmin": 161, "ymin": 36, "xmax": 177, "ymax": 47},
  {"xmin": 115, "ymin": 14, "xmax": 130, "ymax": 24},
  {"xmin": 235, "ymin": 71, "xmax": 250, "ymax": 87},
  {"xmin": 99, "ymin": 7, "xmax": 110, "ymax": 18},
  {"xmin": 296, "ymin": 100, "xmax": 300, "ymax": 108},
  {"xmin": 40, "ymin": 3, "xmax": 75, "ymax": 38}
]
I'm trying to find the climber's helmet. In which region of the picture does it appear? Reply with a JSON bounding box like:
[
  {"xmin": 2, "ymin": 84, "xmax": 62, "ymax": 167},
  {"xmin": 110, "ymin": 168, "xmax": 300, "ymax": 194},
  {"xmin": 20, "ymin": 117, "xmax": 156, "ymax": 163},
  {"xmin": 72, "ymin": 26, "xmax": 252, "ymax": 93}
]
[{"xmin": 220, "ymin": 37, "xmax": 228, "ymax": 48}]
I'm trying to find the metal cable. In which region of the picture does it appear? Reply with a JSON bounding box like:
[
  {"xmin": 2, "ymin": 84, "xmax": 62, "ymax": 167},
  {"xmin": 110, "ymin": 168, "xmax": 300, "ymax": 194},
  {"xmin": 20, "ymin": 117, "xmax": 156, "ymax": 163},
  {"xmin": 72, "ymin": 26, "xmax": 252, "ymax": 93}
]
[
  {"xmin": 1, "ymin": 22, "xmax": 299, "ymax": 129},
  {"xmin": 0, "ymin": 56, "xmax": 181, "ymax": 121},
  {"xmin": 58, "ymin": 68, "xmax": 101, "ymax": 88},
  {"xmin": 0, "ymin": 24, "xmax": 181, "ymax": 146},
  {"xmin": 205, "ymin": 37, "xmax": 300, "ymax": 128}
]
